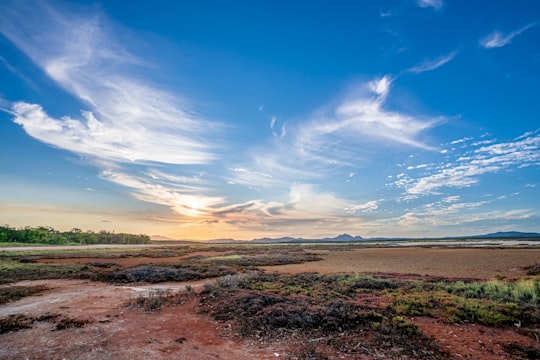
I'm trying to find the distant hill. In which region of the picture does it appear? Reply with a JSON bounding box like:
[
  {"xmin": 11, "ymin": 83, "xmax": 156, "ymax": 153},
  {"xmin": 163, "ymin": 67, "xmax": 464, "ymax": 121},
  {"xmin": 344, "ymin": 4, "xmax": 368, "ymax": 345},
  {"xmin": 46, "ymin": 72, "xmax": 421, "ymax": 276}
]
[
  {"xmin": 206, "ymin": 238, "xmax": 244, "ymax": 244},
  {"xmin": 250, "ymin": 233, "xmax": 364, "ymax": 244},
  {"xmin": 472, "ymin": 231, "xmax": 540, "ymax": 238},
  {"xmin": 150, "ymin": 235, "xmax": 175, "ymax": 241},
  {"xmin": 150, "ymin": 231, "xmax": 540, "ymax": 244},
  {"xmin": 321, "ymin": 233, "xmax": 364, "ymax": 242}
]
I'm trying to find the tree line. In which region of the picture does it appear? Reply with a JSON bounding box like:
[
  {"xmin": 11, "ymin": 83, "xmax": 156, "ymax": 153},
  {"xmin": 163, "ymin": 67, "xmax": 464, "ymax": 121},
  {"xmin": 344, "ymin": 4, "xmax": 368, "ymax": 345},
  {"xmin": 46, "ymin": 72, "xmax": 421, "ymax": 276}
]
[{"xmin": 0, "ymin": 225, "xmax": 151, "ymax": 245}]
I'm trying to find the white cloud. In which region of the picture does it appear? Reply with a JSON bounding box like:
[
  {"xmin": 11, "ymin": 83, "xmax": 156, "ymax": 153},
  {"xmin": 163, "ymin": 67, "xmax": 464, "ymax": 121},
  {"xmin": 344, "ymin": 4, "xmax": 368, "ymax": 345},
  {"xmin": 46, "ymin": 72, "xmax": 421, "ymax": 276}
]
[
  {"xmin": 396, "ymin": 131, "xmax": 540, "ymax": 196},
  {"xmin": 12, "ymin": 102, "xmax": 215, "ymax": 165},
  {"xmin": 480, "ymin": 22, "xmax": 538, "ymax": 49},
  {"xmin": 295, "ymin": 76, "xmax": 441, "ymax": 166},
  {"xmin": 101, "ymin": 170, "xmax": 226, "ymax": 217},
  {"xmin": 407, "ymin": 51, "xmax": 457, "ymax": 74},
  {"xmin": 2, "ymin": 3, "xmax": 219, "ymax": 166},
  {"xmin": 346, "ymin": 200, "xmax": 379, "ymax": 213},
  {"xmin": 416, "ymin": 0, "xmax": 443, "ymax": 10},
  {"xmin": 450, "ymin": 137, "xmax": 472, "ymax": 145},
  {"xmin": 397, "ymin": 199, "xmax": 533, "ymax": 229},
  {"xmin": 442, "ymin": 195, "xmax": 460, "ymax": 203}
]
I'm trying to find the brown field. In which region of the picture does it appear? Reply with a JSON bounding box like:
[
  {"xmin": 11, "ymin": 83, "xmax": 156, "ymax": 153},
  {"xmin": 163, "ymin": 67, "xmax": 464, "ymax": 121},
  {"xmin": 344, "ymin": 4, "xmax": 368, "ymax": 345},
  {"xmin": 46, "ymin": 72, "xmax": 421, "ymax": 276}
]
[
  {"xmin": 263, "ymin": 247, "xmax": 540, "ymax": 279},
  {"xmin": 1, "ymin": 244, "xmax": 539, "ymax": 359}
]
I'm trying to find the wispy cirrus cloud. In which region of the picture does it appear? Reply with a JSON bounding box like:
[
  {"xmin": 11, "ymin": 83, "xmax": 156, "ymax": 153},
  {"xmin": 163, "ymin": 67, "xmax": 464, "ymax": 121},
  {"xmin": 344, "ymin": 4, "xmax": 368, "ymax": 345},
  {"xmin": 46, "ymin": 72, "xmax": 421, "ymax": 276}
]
[
  {"xmin": 295, "ymin": 76, "xmax": 441, "ymax": 164},
  {"xmin": 101, "ymin": 170, "xmax": 226, "ymax": 217},
  {"xmin": 397, "ymin": 199, "xmax": 533, "ymax": 230},
  {"xmin": 1, "ymin": 2, "xmax": 220, "ymax": 166},
  {"xmin": 395, "ymin": 130, "xmax": 540, "ymax": 196},
  {"xmin": 0, "ymin": 1, "xmax": 232, "ymax": 226},
  {"xmin": 416, "ymin": 0, "xmax": 443, "ymax": 10},
  {"xmin": 480, "ymin": 22, "xmax": 538, "ymax": 49},
  {"xmin": 406, "ymin": 51, "xmax": 458, "ymax": 74},
  {"xmin": 230, "ymin": 75, "xmax": 444, "ymax": 192},
  {"xmin": 100, "ymin": 167, "xmax": 363, "ymax": 237}
]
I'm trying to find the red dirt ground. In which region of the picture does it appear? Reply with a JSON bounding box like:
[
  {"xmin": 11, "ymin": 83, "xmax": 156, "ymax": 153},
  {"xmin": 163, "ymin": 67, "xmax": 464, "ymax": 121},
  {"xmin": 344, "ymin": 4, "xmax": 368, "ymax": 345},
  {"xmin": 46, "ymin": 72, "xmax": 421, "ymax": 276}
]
[
  {"xmin": 0, "ymin": 279, "xmax": 284, "ymax": 360},
  {"xmin": 413, "ymin": 317, "xmax": 538, "ymax": 360},
  {"xmin": 2, "ymin": 247, "xmax": 540, "ymax": 359}
]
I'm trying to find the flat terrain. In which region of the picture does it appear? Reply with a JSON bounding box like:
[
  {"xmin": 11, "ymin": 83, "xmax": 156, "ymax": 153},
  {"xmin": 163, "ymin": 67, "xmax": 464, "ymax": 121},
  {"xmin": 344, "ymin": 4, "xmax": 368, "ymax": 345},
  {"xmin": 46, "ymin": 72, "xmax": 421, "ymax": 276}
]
[
  {"xmin": 263, "ymin": 247, "xmax": 540, "ymax": 278},
  {"xmin": 1, "ymin": 243, "xmax": 539, "ymax": 359}
]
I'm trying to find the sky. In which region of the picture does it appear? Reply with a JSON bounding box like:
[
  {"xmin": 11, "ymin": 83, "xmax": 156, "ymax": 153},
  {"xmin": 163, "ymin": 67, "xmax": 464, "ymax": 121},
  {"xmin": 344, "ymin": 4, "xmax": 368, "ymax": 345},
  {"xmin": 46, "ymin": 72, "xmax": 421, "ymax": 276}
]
[{"xmin": 0, "ymin": 0, "xmax": 539, "ymax": 240}]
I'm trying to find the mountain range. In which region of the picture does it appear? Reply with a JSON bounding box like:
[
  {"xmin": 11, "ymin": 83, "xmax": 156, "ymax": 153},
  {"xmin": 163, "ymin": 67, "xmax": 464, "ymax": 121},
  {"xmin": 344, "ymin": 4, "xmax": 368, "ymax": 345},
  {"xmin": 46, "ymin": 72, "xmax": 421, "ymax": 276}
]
[{"xmin": 152, "ymin": 231, "xmax": 540, "ymax": 244}]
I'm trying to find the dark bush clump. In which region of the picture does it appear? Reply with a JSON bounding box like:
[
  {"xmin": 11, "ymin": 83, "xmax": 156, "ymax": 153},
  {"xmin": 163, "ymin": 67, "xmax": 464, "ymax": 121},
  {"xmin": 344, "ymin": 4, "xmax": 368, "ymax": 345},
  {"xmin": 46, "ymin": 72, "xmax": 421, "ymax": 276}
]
[
  {"xmin": 503, "ymin": 343, "xmax": 540, "ymax": 359},
  {"xmin": 0, "ymin": 314, "xmax": 32, "ymax": 334},
  {"xmin": 103, "ymin": 266, "xmax": 203, "ymax": 283},
  {"xmin": 0, "ymin": 285, "xmax": 48, "ymax": 305},
  {"xmin": 350, "ymin": 276, "xmax": 399, "ymax": 291},
  {"xmin": 208, "ymin": 290, "xmax": 383, "ymax": 335},
  {"xmin": 526, "ymin": 263, "xmax": 540, "ymax": 276}
]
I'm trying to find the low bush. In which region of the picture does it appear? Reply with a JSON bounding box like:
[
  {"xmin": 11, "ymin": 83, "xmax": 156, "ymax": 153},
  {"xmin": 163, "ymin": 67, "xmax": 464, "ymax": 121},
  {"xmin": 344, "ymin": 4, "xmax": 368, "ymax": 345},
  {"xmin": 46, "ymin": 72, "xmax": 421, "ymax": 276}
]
[
  {"xmin": 525, "ymin": 263, "xmax": 540, "ymax": 276},
  {"xmin": 445, "ymin": 278, "xmax": 540, "ymax": 305},
  {"xmin": 54, "ymin": 317, "xmax": 89, "ymax": 330},
  {"xmin": 128, "ymin": 288, "xmax": 195, "ymax": 311},
  {"xmin": 103, "ymin": 266, "xmax": 203, "ymax": 283},
  {"xmin": 0, "ymin": 314, "xmax": 32, "ymax": 333},
  {"xmin": 503, "ymin": 343, "xmax": 540, "ymax": 359},
  {"xmin": 392, "ymin": 290, "xmax": 523, "ymax": 327},
  {"xmin": 0, "ymin": 285, "xmax": 48, "ymax": 304}
]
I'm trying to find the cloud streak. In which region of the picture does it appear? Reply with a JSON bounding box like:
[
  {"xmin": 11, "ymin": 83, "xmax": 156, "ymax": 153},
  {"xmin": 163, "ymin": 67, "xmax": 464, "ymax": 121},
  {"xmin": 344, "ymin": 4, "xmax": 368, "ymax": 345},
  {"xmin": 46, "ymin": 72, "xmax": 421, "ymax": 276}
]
[
  {"xmin": 480, "ymin": 22, "xmax": 538, "ymax": 49},
  {"xmin": 407, "ymin": 51, "xmax": 458, "ymax": 74},
  {"xmin": 416, "ymin": 0, "xmax": 443, "ymax": 10},
  {"xmin": 1, "ymin": 2, "xmax": 219, "ymax": 166},
  {"xmin": 295, "ymin": 76, "xmax": 441, "ymax": 166},
  {"xmin": 395, "ymin": 131, "xmax": 540, "ymax": 196}
]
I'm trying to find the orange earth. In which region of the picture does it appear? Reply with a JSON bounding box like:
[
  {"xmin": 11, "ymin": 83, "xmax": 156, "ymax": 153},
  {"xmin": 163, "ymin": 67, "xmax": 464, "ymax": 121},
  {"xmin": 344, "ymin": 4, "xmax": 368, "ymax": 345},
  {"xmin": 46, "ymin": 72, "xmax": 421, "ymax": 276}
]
[{"xmin": 1, "ymin": 246, "xmax": 539, "ymax": 359}]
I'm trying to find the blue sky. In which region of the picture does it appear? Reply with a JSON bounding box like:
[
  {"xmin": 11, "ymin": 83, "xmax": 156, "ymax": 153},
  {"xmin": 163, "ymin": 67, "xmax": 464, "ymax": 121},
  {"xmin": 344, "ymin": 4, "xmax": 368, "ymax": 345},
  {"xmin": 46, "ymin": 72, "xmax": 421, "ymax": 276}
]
[{"xmin": 0, "ymin": 0, "xmax": 539, "ymax": 240}]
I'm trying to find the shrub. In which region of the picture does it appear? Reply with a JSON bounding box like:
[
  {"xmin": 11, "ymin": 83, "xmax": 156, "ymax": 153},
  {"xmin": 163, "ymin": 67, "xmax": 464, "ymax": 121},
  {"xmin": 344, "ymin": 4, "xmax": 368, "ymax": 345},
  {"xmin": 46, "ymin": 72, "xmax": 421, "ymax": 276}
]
[
  {"xmin": 0, "ymin": 314, "xmax": 32, "ymax": 333},
  {"xmin": 54, "ymin": 317, "xmax": 89, "ymax": 330},
  {"xmin": 525, "ymin": 263, "xmax": 540, "ymax": 276},
  {"xmin": 445, "ymin": 278, "xmax": 540, "ymax": 305},
  {"xmin": 0, "ymin": 285, "xmax": 48, "ymax": 304},
  {"xmin": 128, "ymin": 288, "xmax": 194, "ymax": 311},
  {"xmin": 104, "ymin": 266, "xmax": 203, "ymax": 283}
]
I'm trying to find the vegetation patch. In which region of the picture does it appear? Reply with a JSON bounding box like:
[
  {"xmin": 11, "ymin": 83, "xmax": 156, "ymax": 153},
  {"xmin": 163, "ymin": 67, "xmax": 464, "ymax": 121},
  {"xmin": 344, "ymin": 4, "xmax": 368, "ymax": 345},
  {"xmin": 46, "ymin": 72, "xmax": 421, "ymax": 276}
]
[
  {"xmin": 128, "ymin": 287, "xmax": 195, "ymax": 311},
  {"xmin": 54, "ymin": 317, "xmax": 90, "ymax": 330},
  {"xmin": 0, "ymin": 313, "xmax": 88, "ymax": 333},
  {"xmin": 391, "ymin": 277, "xmax": 540, "ymax": 327},
  {"xmin": 197, "ymin": 272, "xmax": 540, "ymax": 357},
  {"xmin": 0, "ymin": 225, "xmax": 151, "ymax": 245},
  {"xmin": 0, "ymin": 259, "xmax": 89, "ymax": 284},
  {"xmin": 0, "ymin": 314, "xmax": 33, "ymax": 333},
  {"xmin": 502, "ymin": 343, "xmax": 540, "ymax": 359},
  {"xmin": 102, "ymin": 265, "xmax": 204, "ymax": 283},
  {"xmin": 525, "ymin": 263, "xmax": 540, "ymax": 276},
  {"xmin": 199, "ymin": 273, "xmax": 447, "ymax": 358},
  {"xmin": 235, "ymin": 272, "xmax": 399, "ymax": 300},
  {"xmin": 203, "ymin": 252, "xmax": 323, "ymax": 269},
  {"xmin": 0, "ymin": 285, "xmax": 48, "ymax": 304}
]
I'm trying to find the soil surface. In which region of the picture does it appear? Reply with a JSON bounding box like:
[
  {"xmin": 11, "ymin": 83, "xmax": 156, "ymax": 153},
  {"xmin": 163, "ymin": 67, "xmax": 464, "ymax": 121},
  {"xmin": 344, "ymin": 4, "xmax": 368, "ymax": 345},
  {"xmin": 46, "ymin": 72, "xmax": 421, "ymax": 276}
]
[
  {"xmin": 1, "ymin": 246, "xmax": 540, "ymax": 359},
  {"xmin": 0, "ymin": 279, "xmax": 282, "ymax": 360},
  {"xmin": 263, "ymin": 247, "xmax": 540, "ymax": 279}
]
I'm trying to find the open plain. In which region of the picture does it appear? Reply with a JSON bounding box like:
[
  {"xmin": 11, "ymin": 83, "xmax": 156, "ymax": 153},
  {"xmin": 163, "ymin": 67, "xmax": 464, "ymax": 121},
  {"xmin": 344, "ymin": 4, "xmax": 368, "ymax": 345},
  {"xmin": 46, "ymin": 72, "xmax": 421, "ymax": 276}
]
[{"xmin": 1, "ymin": 242, "xmax": 539, "ymax": 359}]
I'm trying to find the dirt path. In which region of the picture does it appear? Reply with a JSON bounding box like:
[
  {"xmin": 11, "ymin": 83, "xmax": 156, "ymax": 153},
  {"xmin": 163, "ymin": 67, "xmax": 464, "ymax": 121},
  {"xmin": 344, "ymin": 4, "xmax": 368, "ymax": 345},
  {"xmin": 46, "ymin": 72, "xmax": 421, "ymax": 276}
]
[
  {"xmin": 263, "ymin": 247, "xmax": 540, "ymax": 278},
  {"xmin": 0, "ymin": 279, "xmax": 282, "ymax": 360}
]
